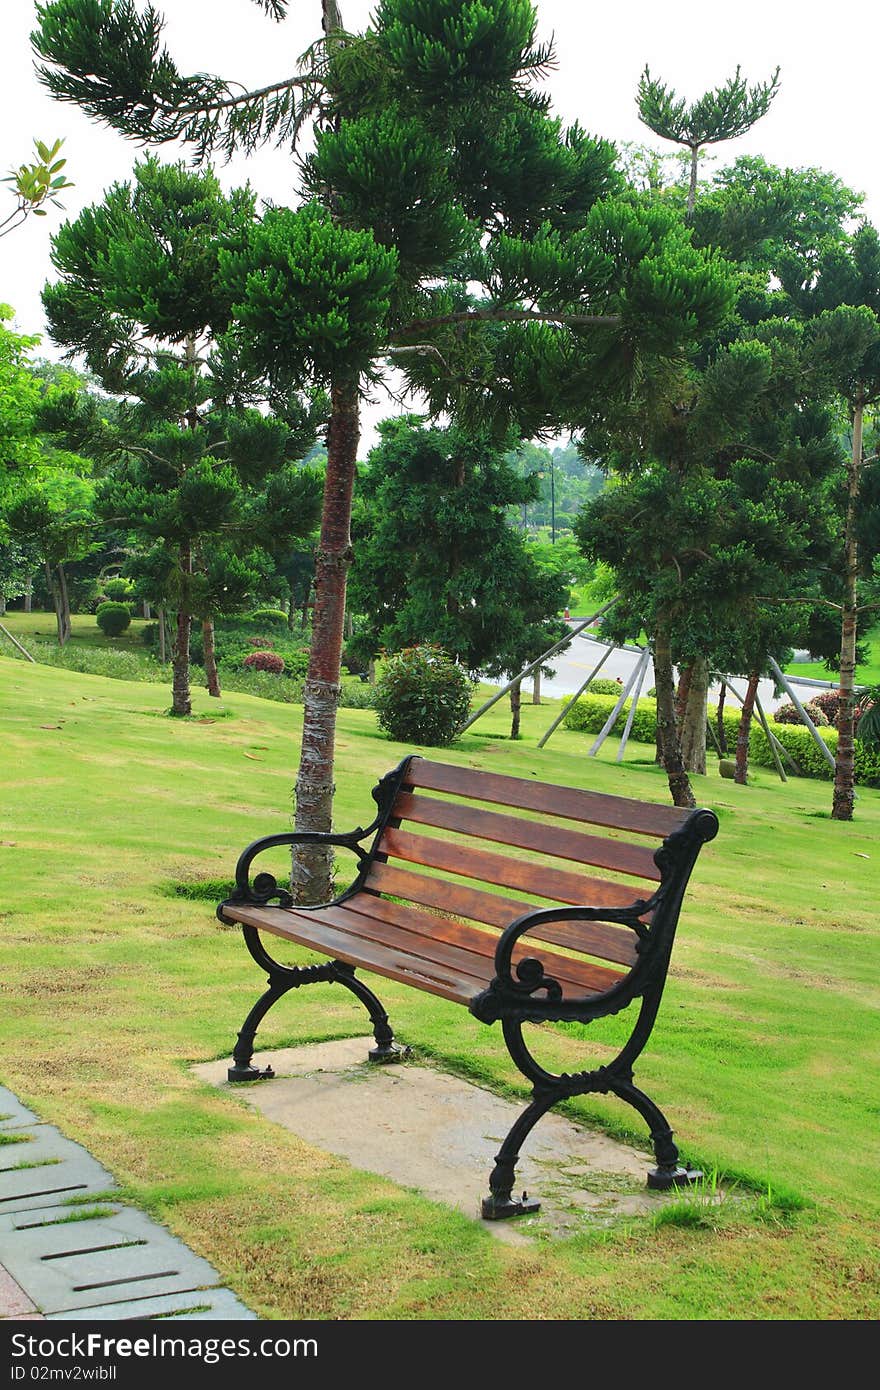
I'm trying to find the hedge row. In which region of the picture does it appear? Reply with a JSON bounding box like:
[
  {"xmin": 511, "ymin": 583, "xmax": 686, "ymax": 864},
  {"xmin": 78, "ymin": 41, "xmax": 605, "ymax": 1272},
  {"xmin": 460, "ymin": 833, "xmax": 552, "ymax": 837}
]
[{"xmin": 562, "ymin": 693, "xmax": 880, "ymax": 785}]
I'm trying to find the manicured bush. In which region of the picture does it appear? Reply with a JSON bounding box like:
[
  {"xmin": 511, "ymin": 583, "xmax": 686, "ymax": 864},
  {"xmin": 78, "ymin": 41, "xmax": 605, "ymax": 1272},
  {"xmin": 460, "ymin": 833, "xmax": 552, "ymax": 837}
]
[
  {"xmin": 561, "ymin": 689, "xmax": 879, "ymax": 785},
  {"xmin": 586, "ymin": 677, "xmax": 624, "ymax": 695},
  {"xmin": 95, "ymin": 601, "xmax": 133, "ymax": 637},
  {"xmin": 247, "ymin": 608, "xmax": 288, "ymax": 626},
  {"xmin": 773, "ymin": 700, "xmax": 829, "ymax": 727},
  {"xmin": 247, "ymin": 634, "xmax": 276, "ymax": 648},
  {"xmin": 374, "ymin": 644, "xmax": 473, "ymax": 746},
  {"xmin": 242, "ymin": 649, "xmax": 285, "ymax": 674},
  {"xmin": 102, "ymin": 577, "xmax": 135, "ymax": 604}
]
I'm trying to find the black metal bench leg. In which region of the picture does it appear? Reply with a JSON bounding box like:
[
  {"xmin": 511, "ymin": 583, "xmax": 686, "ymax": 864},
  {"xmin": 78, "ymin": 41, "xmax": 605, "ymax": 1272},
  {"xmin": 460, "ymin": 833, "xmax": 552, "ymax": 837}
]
[
  {"xmin": 330, "ymin": 962, "xmax": 410, "ymax": 1063},
  {"xmin": 611, "ymin": 1078, "xmax": 703, "ymax": 1188},
  {"xmin": 481, "ymin": 1089, "xmax": 556, "ymax": 1220},
  {"xmin": 228, "ymin": 978, "xmax": 290, "ymax": 1081}
]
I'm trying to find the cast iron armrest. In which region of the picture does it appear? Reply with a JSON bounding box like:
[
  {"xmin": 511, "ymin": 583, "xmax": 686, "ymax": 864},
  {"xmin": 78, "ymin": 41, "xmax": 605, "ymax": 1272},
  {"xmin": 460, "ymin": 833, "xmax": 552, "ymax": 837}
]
[
  {"xmin": 470, "ymin": 899, "xmax": 654, "ymax": 1024},
  {"xmin": 217, "ymin": 825, "xmax": 373, "ymax": 920}
]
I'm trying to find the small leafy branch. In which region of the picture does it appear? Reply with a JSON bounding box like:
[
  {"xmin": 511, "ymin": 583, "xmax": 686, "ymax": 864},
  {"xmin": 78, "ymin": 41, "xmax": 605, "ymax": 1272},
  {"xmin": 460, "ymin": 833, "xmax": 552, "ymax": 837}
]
[{"xmin": 1, "ymin": 138, "xmax": 74, "ymax": 238}]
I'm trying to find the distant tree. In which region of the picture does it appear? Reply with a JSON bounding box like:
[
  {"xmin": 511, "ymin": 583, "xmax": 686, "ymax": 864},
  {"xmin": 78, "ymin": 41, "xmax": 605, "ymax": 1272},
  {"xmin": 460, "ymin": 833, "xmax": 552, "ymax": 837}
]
[
  {"xmin": 348, "ymin": 417, "xmax": 567, "ymax": 735},
  {"xmin": 637, "ymin": 65, "xmax": 781, "ymax": 216},
  {"xmin": 42, "ymin": 155, "xmax": 323, "ymax": 711},
  {"xmin": 779, "ymin": 224, "xmax": 880, "ymax": 818}
]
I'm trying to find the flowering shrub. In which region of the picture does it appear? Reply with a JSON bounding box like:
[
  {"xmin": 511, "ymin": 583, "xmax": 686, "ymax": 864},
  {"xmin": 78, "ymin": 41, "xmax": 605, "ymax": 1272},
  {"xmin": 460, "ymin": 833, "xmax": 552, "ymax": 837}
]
[
  {"xmin": 773, "ymin": 700, "xmax": 829, "ymax": 727},
  {"xmin": 242, "ymin": 649, "xmax": 285, "ymax": 674},
  {"xmin": 248, "ymin": 635, "xmax": 276, "ymax": 648}
]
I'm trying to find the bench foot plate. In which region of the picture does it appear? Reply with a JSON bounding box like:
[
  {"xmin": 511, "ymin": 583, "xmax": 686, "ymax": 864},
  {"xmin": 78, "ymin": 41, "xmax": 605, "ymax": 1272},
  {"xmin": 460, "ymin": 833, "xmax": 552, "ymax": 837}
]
[
  {"xmin": 647, "ymin": 1165, "xmax": 703, "ymax": 1190},
  {"xmin": 368, "ymin": 1043, "xmax": 411, "ymax": 1064},
  {"xmin": 227, "ymin": 1063, "xmax": 276, "ymax": 1083},
  {"xmin": 481, "ymin": 1192, "xmax": 541, "ymax": 1221}
]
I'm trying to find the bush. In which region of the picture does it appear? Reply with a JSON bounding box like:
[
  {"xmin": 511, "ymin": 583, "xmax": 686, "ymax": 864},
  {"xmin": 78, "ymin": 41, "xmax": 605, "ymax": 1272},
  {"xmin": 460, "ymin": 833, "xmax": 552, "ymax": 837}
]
[
  {"xmin": 102, "ymin": 577, "xmax": 135, "ymax": 604},
  {"xmin": 561, "ymin": 689, "xmax": 880, "ymax": 785},
  {"xmin": 247, "ymin": 608, "xmax": 288, "ymax": 626},
  {"xmin": 95, "ymin": 601, "xmax": 133, "ymax": 638},
  {"xmin": 242, "ymin": 649, "xmax": 285, "ymax": 674},
  {"xmin": 586, "ymin": 677, "xmax": 624, "ymax": 695},
  {"xmin": 773, "ymin": 700, "xmax": 829, "ymax": 727},
  {"xmin": 374, "ymin": 645, "xmax": 473, "ymax": 746}
]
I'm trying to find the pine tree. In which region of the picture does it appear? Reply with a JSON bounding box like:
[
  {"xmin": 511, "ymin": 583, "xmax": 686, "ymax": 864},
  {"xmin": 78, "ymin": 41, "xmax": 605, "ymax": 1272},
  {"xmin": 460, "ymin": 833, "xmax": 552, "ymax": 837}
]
[
  {"xmin": 637, "ymin": 64, "xmax": 780, "ymax": 215},
  {"xmin": 34, "ymin": 1, "xmax": 734, "ymax": 888},
  {"xmin": 779, "ymin": 224, "xmax": 880, "ymax": 818},
  {"xmin": 41, "ymin": 155, "xmax": 323, "ymax": 712}
]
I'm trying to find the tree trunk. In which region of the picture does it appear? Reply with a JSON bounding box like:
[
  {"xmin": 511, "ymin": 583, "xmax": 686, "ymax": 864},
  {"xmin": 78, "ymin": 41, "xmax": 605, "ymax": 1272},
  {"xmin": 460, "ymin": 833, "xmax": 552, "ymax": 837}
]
[
  {"xmin": 23, "ymin": 579, "xmax": 32, "ymax": 613},
  {"xmin": 686, "ymin": 144, "xmax": 699, "ymax": 219},
  {"xmin": 170, "ymin": 543, "xmax": 192, "ymax": 717},
  {"xmin": 301, "ymin": 578, "xmax": 312, "ymax": 630},
  {"xmin": 680, "ymin": 655, "xmax": 708, "ymax": 774},
  {"xmin": 157, "ymin": 605, "xmax": 167, "ymax": 664},
  {"xmin": 510, "ymin": 676, "xmax": 522, "ymax": 738},
  {"xmin": 292, "ymin": 374, "xmax": 360, "ymax": 905},
  {"xmin": 653, "ymin": 621, "xmax": 695, "ymax": 808},
  {"xmin": 734, "ymin": 669, "xmax": 760, "ymax": 784},
  {"xmin": 716, "ymin": 681, "xmax": 728, "ymax": 755},
  {"xmin": 202, "ymin": 616, "xmax": 221, "ymax": 697},
  {"xmin": 0, "ymin": 597, "xmax": 5, "ymax": 617},
  {"xmin": 289, "ymin": 577, "xmax": 297, "ymax": 631},
  {"xmin": 142, "ymin": 600, "xmax": 151, "ymax": 619},
  {"xmin": 674, "ymin": 662, "xmax": 692, "ymax": 727},
  {"xmin": 531, "ymin": 667, "xmax": 541, "ymax": 704},
  {"xmin": 832, "ymin": 399, "xmax": 862, "ymax": 821},
  {"xmin": 46, "ymin": 562, "xmax": 71, "ymax": 647}
]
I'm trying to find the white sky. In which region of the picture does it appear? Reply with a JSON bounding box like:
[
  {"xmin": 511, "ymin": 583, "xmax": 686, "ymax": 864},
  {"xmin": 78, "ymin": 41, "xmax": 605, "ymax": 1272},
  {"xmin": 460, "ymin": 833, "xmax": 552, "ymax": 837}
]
[{"xmin": 2, "ymin": 0, "xmax": 878, "ymax": 449}]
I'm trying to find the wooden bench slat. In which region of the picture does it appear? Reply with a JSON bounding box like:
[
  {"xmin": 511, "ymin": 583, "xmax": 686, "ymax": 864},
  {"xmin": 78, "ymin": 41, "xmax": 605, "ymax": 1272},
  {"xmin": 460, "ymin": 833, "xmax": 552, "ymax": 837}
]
[
  {"xmin": 309, "ymin": 896, "xmax": 625, "ymax": 997},
  {"xmin": 407, "ymin": 759, "xmax": 689, "ymax": 837},
  {"xmin": 366, "ymin": 859, "xmax": 538, "ymax": 929},
  {"xmin": 392, "ymin": 792, "xmax": 662, "ymax": 881},
  {"xmin": 224, "ymin": 902, "xmax": 486, "ymax": 1005},
  {"xmin": 345, "ymin": 892, "xmax": 633, "ymax": 982},
  {"xmin": 365, "ymin": 861, "xmax": 639, "ymax": 967},
  {"xmin": 378, "ymin": 825, "xmax": 649, "ymax": 913}
]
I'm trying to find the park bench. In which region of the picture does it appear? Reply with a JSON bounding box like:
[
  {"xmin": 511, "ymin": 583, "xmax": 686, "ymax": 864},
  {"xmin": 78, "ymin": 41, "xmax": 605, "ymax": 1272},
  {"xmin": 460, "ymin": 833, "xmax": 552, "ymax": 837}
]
[{"xmin": 217, "ymin": 754, "xmax": 718, "ymax": 1219}]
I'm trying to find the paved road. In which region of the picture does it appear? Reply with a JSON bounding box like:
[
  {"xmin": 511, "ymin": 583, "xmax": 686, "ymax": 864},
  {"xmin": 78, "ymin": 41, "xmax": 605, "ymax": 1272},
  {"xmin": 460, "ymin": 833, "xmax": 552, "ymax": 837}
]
[{"xmin": 513, "ymin": 626, "xmax": 837, "ymax": 714}]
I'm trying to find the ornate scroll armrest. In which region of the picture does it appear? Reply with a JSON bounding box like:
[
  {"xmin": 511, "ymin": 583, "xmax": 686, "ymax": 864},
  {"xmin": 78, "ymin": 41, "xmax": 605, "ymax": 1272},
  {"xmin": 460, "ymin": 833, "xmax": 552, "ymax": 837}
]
[
  {"xmin": 470, "ymin": 901, "xmax": 653, "ymax": 1023},
  {"xmin": 217, "ymin": 826, "xmax": 372, "ymax": 921}
]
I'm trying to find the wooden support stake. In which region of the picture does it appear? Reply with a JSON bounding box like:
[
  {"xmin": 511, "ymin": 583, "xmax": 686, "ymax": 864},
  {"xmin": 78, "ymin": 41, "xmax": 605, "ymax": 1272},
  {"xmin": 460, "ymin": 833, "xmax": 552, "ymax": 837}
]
[{"xmin": 588, "ymin": 646, "xmax": 647, "ymax": 758}]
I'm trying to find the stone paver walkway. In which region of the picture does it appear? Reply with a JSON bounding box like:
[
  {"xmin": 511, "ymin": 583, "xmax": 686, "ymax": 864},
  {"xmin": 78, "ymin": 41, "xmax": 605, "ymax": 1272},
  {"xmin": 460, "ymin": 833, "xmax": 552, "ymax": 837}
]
[{"xmin": 0, "ymin": 1086, "xmax": 255, "ymax": 1321}]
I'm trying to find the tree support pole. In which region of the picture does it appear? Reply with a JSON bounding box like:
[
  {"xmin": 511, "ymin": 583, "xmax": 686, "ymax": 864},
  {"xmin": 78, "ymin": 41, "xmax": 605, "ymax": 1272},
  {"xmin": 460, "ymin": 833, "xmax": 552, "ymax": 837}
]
[
  {"xmin": 536, "ymin": 642, "xmax": 615, "ymax": 749},
  {"xmin": 720, "ymin": 675, "xmax": 797, "ymax": 778},
  {"xmin": 0, "ymin": 622, "xmax": 36, "ymax": 662},
  {"xmin": 616, "ymin": 645, "xmax": 651, "ymax": 763},
  {"xmin": 459, "ymin": 596, "xmax": 619, "ymax": 733},
  {"xmin": 767, "ymin": 658, "xmax": 836, "ymax": 773},
  {"xmin": 589, "ymin": 645, "xmax": 648, "ymax": 758}
]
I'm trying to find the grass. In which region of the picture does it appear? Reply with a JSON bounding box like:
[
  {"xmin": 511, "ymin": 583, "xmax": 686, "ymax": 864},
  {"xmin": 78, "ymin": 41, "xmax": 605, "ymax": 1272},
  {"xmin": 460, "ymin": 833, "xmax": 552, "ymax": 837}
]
[
  {"xmin": 1, "ymin": 650, "xmax": 879, "ymax": 1319},
  {"xmin": 786, "ymin": 624, "xmax": 880, "ymax": 687}
]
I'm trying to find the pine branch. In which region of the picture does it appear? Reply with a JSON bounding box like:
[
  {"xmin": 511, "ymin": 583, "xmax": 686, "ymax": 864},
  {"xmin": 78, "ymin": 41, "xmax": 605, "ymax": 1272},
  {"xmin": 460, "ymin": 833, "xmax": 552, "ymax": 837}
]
[
  {"xmin": 393, "ymin": 308, "xmax": 622, "ymax": 338},
  {"xmin": 32, "ymin": 0, "xmax": 324, "ymax": 159}
]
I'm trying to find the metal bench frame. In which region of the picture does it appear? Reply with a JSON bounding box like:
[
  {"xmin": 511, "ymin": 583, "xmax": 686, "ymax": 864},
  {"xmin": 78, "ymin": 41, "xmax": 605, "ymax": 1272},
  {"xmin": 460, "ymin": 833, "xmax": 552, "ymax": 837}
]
[{"xmin": 217, "ymin": 754, "xmax": 718, "ymax": 1220}]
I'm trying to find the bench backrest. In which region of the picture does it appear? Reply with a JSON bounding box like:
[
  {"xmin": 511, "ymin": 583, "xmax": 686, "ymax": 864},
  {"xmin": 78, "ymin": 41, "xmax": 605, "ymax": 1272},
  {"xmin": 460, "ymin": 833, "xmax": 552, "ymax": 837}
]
[{"xmin": 363, "ymin": 757, "xmax": 693, "ymax": 972}]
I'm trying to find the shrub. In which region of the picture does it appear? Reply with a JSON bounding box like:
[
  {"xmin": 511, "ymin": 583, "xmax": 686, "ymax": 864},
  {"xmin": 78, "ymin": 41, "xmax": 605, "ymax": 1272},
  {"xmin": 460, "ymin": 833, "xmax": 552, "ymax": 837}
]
[
  {"xmin": 374, "ymin": 645, "xmax": 473, "ymax": 746},
  {"xmin": 773, "ymin": 701, "xmax": 829, "ymax": 727},
  {"xmin": 102, "ymin": 577, "xmax": 135, "ymax": 603},
  {"xmin": 95, "ymin": 601, "xmax": 132, "ymax": 637},
  {"xmin": 242, "ymin": 650, "xmax": 285, "ymax": 674},
  {"xmin": 248, "ymin": 635, "xmax": 276, "ymax": 648},
  {"xmin": 809, "ymin": 689, "xmax": 842, "ymax": 725},
  {"xmin": 248, "ymin": 608, "xmax": 288, "ymax": 626},
  {"xmin": 586, "ymin": 677, "xmax": 624, "ymax": 695}
]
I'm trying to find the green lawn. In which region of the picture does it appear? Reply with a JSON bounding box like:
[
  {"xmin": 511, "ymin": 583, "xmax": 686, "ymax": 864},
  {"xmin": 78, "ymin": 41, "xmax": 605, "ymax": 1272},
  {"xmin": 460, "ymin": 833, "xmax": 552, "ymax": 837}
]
[{"xmin": 1, "ymin": 654, "xmax": 879, "ymax": 1319}]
